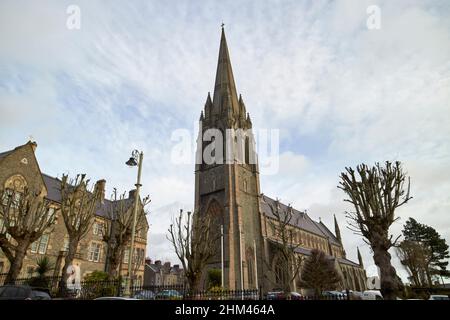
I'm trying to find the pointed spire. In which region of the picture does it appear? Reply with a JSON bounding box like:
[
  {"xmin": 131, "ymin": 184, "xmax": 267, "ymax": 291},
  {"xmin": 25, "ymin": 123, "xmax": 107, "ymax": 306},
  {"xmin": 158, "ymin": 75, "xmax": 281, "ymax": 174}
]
[
  {"xmin": 204, "ymin": 92, "xmax": 213, "ymax": 119},
  {"xmin": 212, "ymin": 26, "xmax": 240, "ymax": 119},
  {"xmin": 334, "ymin": 214, "xmax": 342, "ymax": 244},
  {"xmin": 357, "ymin": 247, "xmax": 364, "ymax": 267}
]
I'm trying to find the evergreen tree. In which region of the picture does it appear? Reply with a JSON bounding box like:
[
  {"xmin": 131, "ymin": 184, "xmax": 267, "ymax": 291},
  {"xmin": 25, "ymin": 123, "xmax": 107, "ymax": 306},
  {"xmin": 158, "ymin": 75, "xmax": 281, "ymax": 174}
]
[
  {"xmin": 402, "ymin": 218, "xmax": 449, "ymax": 286},
  {"xmin": 299, "ymin": 249, "xmax": 342, "ymax": 296}
]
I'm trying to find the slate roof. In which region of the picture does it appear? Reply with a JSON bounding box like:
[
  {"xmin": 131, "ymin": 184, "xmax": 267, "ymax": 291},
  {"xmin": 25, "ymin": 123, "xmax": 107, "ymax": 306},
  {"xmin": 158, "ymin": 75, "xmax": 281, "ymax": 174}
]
[
  {"xmin": 292, "ymin": 246, "xmax": 360, "ymax": 267},
  {"xmin": 260, "ymin": 194, "xmax": 340, "ymax": 245},
  {"xmin": 41, "ymin": 173, "xmax": 133, "ymax": 219},
  {"xmin": 337, "ymin": 257, "xmax": 361, "ymax": 267},
  {"xmin": 0, "ymin": 149, "xmax": 14, "ymax": 161}
]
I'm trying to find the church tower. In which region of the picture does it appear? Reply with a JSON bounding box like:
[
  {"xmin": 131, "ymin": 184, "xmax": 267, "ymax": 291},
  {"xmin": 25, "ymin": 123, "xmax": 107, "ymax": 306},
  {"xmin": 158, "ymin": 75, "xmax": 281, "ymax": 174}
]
[{"xmin": 194, "ymin": 27, "xmax": 264, "ymax": 290}]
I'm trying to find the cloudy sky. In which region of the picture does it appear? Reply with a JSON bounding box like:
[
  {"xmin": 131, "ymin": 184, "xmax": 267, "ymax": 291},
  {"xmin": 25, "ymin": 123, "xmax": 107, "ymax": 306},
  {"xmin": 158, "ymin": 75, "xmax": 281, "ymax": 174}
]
[{"xmin": 1, "ymin": 0, "xmax": 449, "ymax": 282}]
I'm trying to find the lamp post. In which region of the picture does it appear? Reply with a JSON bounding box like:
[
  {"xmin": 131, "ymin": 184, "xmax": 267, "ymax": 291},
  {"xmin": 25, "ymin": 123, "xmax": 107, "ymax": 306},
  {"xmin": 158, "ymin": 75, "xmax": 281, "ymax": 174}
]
[{"xmin": 124, "ymin": 150, "xmax": 143, "ymax": 296}]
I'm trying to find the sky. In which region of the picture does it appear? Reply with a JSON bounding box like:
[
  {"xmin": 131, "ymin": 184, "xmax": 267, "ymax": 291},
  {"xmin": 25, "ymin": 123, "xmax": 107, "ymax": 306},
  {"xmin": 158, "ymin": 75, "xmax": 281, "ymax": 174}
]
[{"xmin": 1, "ymin": 0, "xmax": 449, "ymax": 283}]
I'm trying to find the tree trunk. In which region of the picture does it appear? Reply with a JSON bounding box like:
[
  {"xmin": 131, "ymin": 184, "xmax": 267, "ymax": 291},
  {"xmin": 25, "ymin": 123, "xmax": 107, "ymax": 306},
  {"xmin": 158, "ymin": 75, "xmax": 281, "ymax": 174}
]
[
  {"xmin": 188, "ymin": 274, "xmax": 201, "ymax": 294},
  {"xmin": 5, "ymin": 239, "xmax": 30, "ymax": 284},
  {"xmin": 372, "ymin": 242, "xmax": 402, "ymax": 300},
  {"xmin": 60, "ymin": 238, "xmax": 79, "ymax": 290},
  {"xmin": 108, "ymin": 246, "xmax": 122, "ymax": 279}
]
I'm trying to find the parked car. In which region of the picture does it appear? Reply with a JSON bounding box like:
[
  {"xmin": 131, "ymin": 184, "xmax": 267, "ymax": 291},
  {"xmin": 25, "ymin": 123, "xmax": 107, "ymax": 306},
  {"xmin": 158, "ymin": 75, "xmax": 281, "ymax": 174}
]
[
  {"xmin": 155, "ymin": 290, "xmax": 182, "ymax": 300},
  {"xmin": 429, "ymin": 295, "xmax": 449, "ymax": 300},
  {"xmin": 266, "ymin": 291, "xmax": 286, "ymax": 300},
  {"xmin": 289, "ymin": 292, "xmax": 303, "ymax": 300},
  {"xmin": 342, "ymin": 290, "xmax": 363, "ymax": 300},
  {"xmin": 322, "ymin": 291, "xmax": 346, "ymax": 299},
  {"xmin": 0, "ymin": 285, "xmax": 51, "ymax": 300},
  {"xmin": 133, "ymin": 290, "xmax": 155, "ymax": 300},
  {"xmin": 362, "ymin": 290, "xmax": 383, "ymax": 300}
]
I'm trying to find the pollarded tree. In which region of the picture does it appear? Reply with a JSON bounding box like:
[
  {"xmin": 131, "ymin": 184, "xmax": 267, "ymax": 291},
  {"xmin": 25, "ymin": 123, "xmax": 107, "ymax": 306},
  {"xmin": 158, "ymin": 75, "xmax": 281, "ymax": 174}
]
[
  {"xmin": 102, "ymin": 190, "xmax": 150, "ymax": 279},
  {"xmin": 265, "ymin": 199, "xmax": 303, "ymax": 293},
  {"xmin": 167, "ymin": 209, "xmax": 220, "ymax": 292},
  {"xmin": 338, "ymin": 161, "xmax": 412, "ymax": 299},
  {"xmin": 59, "ymin": 174, "xmax": 102, "ymax": 288},
  {"xmin": 0, "ymin": 187, "xmax": 56, "ymax": 283},
  {"xmin": 299, "ymin": 249, "xmax": 342, "ymax": 297}
]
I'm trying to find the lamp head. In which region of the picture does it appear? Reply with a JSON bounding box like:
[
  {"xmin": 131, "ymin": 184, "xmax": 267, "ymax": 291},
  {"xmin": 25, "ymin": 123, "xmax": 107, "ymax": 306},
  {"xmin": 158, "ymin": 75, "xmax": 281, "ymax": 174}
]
[
  {"xmin": 126, "ymin": 157, "xmax": 138, "ymax": 166},
  {"xmin": 126, "ymin": 149, "xmax": 140, "ymax": 167}
]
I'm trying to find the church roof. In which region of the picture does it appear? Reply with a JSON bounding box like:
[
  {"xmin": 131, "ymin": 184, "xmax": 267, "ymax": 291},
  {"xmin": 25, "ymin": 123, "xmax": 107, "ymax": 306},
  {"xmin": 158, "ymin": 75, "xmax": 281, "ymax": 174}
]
[
  {"xmin": 272, "ymin": 241, "xmax": 361, "ymax": 268},
  {"xmin": 260, "ymin": 194, "xmax": 340, "ymax": 245}
]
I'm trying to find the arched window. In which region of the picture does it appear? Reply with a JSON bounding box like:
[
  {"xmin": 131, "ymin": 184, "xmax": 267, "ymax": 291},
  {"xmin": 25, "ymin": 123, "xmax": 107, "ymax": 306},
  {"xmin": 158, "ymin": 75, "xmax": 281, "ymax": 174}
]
[
  {"xmin": 245, "ymin": 136, "xmax": 250, "ymax": 164},
  {"xmin": 247, "ymin": 251, "xmax": 254, "ymax": 287},
  {"xmin": 4, "ymin": 174, "xmax": 27, "ymax": 191}
]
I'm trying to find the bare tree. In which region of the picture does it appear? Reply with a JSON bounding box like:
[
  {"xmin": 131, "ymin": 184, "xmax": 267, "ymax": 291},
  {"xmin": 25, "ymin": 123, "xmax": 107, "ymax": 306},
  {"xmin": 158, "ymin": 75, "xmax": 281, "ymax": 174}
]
[
  {"xmin": 103, "ymin": 190, "xmax": 150, "ymax": 279},
  {"xmin": 338, "ymin": 161, "xmax": 412, "ymax": 299},
  {"xmin": 264, "ymin": 199, "xmax": 303, "ymax": 293},
  {"xmin": 59, "ymin": 174, "xmax": 101, "ymax": 287},
  {"xmin": 167, "ymin": 209, "xmax": 220, "ymax": 292},
  {"xmin": 0, "ymin": 187, "xmax": 56, "ymax": 283}
]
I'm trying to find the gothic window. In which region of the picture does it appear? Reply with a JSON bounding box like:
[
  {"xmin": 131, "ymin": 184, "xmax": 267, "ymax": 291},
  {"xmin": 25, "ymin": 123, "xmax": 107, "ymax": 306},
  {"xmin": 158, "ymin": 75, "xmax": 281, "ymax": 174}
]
[
  {"xmin": 245, "ymin": 136, "xmax": 250, "ymax": 164},
  {"xmin": 243, "ymin": 179, "xmax": 248, "ymax": 192},
  {"xmin": 247, "ymin": 248, "xmax": 255, "ymax": 287}
]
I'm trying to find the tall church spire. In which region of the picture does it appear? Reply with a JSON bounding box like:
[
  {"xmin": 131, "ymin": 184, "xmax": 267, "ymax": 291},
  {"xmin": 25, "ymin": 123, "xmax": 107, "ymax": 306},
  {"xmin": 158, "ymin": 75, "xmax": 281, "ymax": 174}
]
[
  {"xmin": 334, "ymin": 214, "xmax": 342, "ymax": 244},
  {"xmin": 212, "ymin": 26, "xmax": 240, "ymax": 118}
]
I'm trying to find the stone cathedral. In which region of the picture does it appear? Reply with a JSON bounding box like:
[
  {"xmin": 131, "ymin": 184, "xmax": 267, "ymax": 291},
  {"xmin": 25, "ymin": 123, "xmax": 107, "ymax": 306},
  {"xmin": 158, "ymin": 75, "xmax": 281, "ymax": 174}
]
[{"xmin": 194, "ymin": 28, "xmax": 366, "ymax": 294}]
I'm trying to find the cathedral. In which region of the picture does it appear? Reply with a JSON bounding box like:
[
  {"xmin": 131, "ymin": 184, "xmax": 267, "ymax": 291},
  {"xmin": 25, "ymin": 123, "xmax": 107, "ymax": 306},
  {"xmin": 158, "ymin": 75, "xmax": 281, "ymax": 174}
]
[{"xmin": 194, "ymin": 28, "xmax": 367, "ymax": 293}]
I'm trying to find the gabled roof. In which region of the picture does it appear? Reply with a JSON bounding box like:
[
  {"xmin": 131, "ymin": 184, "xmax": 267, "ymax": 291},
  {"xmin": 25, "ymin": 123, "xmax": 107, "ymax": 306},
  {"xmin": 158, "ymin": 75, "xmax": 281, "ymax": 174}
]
[
  {"xmin": 314, "ymin": 220, "xmax": 341, "ymax": 246},
  {"xmin": 260, "ymin": 194, "xmax": 333, "ymax": 238}
]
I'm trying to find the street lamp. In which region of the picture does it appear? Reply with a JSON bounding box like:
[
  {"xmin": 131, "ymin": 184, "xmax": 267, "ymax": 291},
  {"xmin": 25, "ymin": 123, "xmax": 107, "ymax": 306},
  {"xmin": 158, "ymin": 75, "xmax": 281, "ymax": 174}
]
[{"xmin": 124, "ymin": 149, "xmax": 143, "ymax": 297}]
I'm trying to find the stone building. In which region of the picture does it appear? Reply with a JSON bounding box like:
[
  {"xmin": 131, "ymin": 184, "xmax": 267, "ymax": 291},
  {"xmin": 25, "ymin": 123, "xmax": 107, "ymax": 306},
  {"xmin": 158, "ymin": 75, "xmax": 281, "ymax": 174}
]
[
  {"xmin": 194, "ymin": 28, "xmax": 366, "ymax": 293},
  {"xmin": 144, "ymin": 259, "xmax": 184, "ymax": 286},
  {"xmin": 0, "ymin": 141, "xmax": 148, "ymax": 283}
]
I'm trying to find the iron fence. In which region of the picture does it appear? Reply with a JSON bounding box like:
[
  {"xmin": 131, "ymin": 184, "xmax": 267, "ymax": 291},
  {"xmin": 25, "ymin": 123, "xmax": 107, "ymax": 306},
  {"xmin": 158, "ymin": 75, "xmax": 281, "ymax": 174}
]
[{"xmin": 1, "ymin": 273, "xmax": 351, "ymax": 300}]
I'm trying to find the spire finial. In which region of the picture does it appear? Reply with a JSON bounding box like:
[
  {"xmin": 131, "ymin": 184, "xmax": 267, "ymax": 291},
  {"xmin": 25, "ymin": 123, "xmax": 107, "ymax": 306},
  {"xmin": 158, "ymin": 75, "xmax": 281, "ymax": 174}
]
[{"xmin": 221, "ymin": 22, "xmax": 225, "ymax": 29}]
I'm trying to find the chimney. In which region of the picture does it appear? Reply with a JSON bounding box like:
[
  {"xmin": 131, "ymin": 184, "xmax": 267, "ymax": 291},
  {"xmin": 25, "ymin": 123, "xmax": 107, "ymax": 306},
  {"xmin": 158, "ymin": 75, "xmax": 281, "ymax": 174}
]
[
  {"xmin": 155, "ymin": 260, "xmax": 161, "ymax": 266},
  {"xmin": 128, "ymin": 189, "xmax": 137, "ymax": 200},
  {"xmin": 145, "ymin": 258, "xmax": 152, "ymax": 265},
  {"xmin": 173, "ymin": 264, "xmax": 179, "ymax": 271},
  {"xmin": 96, "ymin": 179, "xmax": 106, "ymax": 203}
]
